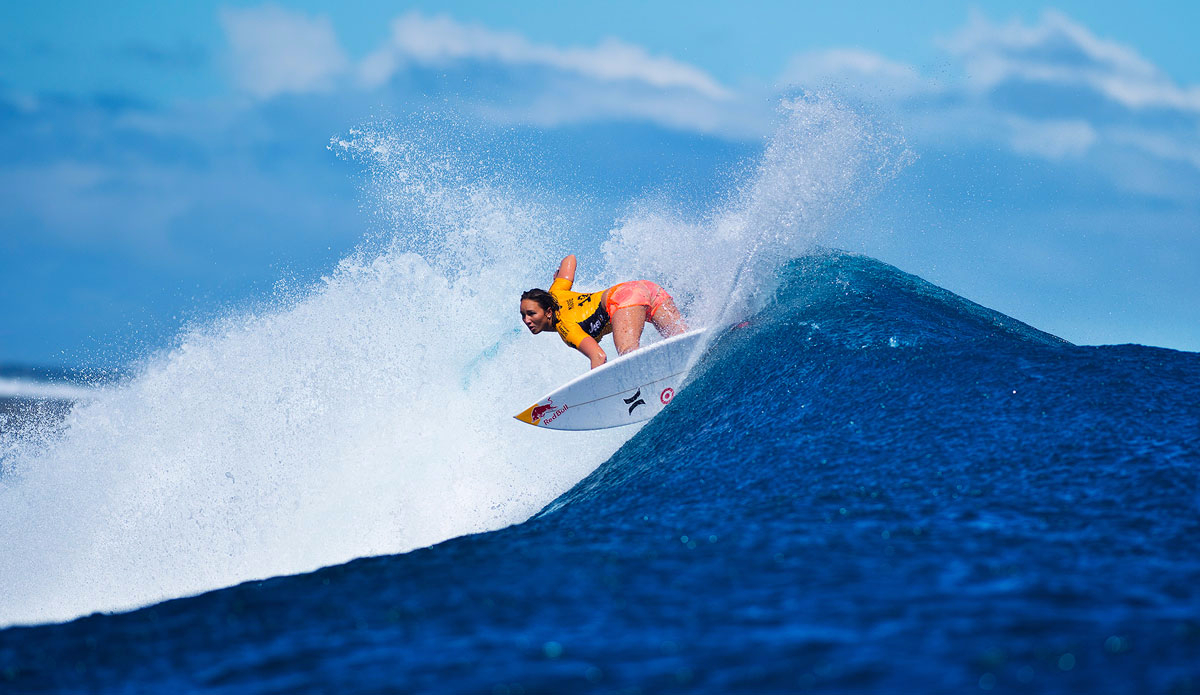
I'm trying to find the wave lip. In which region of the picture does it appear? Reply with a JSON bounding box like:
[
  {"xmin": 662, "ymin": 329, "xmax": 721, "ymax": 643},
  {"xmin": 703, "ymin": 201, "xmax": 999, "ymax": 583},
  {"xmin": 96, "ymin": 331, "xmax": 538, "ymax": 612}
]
[{"xmin": 769, "ymin": 249, "xmax": 1071, "ymax": 348}]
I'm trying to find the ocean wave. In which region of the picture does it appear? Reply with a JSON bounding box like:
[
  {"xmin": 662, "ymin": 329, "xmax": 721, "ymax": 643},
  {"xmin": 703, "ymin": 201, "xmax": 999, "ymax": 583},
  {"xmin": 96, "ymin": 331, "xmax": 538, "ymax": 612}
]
[
  {"xmin": 0, "ymin": 97, "xmax": 911, "ymax": 628},
  {"xmin": 4, "ymin": 248, "xmax": 1196, "ymax": 693}
]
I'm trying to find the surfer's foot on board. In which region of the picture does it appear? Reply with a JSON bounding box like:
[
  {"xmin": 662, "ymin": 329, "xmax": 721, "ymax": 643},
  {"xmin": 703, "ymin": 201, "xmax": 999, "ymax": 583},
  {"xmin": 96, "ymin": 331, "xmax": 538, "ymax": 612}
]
[{"xmin": 650, "ymin": 297, "xmax": 688, "ymax": 338}]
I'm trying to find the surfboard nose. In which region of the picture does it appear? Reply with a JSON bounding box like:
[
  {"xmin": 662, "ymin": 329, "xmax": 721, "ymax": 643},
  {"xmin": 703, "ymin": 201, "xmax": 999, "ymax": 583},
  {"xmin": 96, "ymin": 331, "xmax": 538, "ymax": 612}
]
[{"xmin": 514, "ymin": 402, "xmax": 542, "ymax": 425}]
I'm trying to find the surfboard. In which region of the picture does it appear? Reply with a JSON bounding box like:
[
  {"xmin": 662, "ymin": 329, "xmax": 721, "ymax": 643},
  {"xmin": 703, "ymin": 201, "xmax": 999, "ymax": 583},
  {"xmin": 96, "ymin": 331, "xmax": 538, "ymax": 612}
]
[{"xmin": 514, "ymin": 327, "xmax": 713, "ymax": 431}]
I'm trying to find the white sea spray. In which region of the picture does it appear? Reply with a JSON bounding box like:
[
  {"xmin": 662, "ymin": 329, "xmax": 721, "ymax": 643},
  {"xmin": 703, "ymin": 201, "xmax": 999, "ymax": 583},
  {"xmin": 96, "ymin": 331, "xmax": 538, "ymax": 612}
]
[{"xmin": 0, "ymin": 98, "xmax": 909, "ymax": 627}]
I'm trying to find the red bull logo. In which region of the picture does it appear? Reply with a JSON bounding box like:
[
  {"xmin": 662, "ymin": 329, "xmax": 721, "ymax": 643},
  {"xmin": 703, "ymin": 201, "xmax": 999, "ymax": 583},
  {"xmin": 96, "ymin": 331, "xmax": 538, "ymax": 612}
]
[
  {"xmin": 530, "ymin": 400, "xmax": 556, "ymax": 422},
  {"xmin": 541, "ymin": 403, "xmax": 568, "ymax": 425},
  {"xmin": 515, "ymin": 398, "xmax": 568, "ymax": 427}
]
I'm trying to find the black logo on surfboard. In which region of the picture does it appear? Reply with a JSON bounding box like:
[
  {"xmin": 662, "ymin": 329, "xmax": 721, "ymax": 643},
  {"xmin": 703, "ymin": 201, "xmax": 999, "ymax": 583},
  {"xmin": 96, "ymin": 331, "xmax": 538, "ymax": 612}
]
[{"xmin": 624, "ymin": 389, "xmax": 646, "ymax": 414}]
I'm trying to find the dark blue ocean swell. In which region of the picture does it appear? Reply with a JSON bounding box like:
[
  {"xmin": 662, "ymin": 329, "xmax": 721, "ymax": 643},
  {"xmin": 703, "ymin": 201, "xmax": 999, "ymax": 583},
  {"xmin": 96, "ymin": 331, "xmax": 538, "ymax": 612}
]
[{"xmin": 2, "ymin": 251, "xmax": 1198, "ymax": 694}]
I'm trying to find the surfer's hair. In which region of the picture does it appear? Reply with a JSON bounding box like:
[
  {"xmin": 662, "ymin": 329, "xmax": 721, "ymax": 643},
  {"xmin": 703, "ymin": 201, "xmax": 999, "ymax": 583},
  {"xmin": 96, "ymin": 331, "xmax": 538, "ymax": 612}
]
[{"xmin": 521, "ymin": 288, "xmax": 559, "ymax": 316}]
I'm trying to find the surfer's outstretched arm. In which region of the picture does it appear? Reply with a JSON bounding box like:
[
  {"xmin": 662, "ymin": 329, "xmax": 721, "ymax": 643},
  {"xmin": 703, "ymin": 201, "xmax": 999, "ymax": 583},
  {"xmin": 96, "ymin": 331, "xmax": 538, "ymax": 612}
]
[
  {"xmin": 577, "ymin": 335, "xmax": 606, "ymax": 370},
  {"xmin": 555, "ymin": 255, "xmax": 577, "ymax": 283}
]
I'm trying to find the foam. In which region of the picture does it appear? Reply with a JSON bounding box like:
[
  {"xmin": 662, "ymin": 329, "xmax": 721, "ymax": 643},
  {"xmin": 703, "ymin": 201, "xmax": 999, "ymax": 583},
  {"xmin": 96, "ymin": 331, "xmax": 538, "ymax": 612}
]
[
  {"xmin": 602, "ymin": 96, "xmax": 913, "ymax": 327},
  {"xmin": 0, "ymin": 97, "xmax": 909, "ymax": 627},
  {"xmin": 0, "ymin": 122, "xmax": 627, "ymax": 627}
]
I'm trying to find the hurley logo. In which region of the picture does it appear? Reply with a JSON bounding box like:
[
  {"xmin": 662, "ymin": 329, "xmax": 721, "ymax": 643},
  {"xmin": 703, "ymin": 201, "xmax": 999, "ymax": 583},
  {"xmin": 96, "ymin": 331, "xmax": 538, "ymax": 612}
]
[{"xmin": 623, "ymin": 389, "xmax": 646, "ymax": 414}]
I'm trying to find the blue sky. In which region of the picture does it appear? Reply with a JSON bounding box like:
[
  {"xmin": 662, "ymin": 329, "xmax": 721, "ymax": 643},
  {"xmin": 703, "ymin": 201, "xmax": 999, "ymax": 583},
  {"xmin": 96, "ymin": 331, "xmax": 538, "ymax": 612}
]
[{"xmin": 2, "ymin": 2, "xmax": 1198, "ymax": 365}]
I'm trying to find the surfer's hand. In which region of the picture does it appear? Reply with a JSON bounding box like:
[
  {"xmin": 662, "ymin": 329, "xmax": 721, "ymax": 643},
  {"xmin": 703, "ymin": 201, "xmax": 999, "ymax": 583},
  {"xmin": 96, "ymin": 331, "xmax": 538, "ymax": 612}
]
[
  {"xmin": 555, "ymin": 255, "xmax": 577, "ymax": 282},
  {"xmin": 590, "ymin": 353, "xmax": 606, "ymax": 370}
]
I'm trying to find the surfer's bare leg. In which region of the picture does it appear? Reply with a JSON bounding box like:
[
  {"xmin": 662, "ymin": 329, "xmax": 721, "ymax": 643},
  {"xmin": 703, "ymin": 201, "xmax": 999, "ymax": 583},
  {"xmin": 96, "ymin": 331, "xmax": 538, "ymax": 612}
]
[
  {"xmin": 650, "ymin": 297, "xmax": 688, "ymax": 337},
  {"xmin": 611, "ymin": 306, "xmax": 648, "ymax": 355}
]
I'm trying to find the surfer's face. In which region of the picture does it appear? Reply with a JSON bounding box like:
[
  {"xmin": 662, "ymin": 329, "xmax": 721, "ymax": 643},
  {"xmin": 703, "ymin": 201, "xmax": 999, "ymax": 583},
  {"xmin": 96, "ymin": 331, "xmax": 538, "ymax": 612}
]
[{"xmin": 520, "ymin": 299, "xmax": 553, "ymax": 334}]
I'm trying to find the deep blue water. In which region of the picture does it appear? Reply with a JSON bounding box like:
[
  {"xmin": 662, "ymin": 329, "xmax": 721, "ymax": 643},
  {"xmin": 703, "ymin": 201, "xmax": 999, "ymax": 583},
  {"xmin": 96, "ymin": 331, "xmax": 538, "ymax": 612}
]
[{"xmin": 2, "ymin": 251, "xmax": 1197, "ymax": 694}]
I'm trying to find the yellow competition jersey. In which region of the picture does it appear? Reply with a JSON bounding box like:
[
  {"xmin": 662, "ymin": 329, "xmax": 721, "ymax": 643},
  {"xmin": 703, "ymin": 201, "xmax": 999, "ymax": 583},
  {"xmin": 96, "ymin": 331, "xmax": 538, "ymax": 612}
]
[{"xmin": 550, "ymin": 277, "xmax": 613, "ymax": 348}]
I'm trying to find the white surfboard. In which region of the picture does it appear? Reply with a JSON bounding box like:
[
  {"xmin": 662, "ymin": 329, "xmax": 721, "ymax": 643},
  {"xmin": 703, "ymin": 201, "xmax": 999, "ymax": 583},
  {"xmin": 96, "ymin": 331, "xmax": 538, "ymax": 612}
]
[{"xmin": 514, "ymin": 327, "xmax": 713, "ymax": 431}]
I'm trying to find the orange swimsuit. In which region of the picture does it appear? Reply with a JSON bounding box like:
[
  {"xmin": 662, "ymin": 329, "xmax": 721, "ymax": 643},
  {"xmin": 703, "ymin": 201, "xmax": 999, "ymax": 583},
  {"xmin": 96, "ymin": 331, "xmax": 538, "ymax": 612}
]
[
  {"xmin": 549, "ymin": 278, "xmax": 672, "ymax": 349},
  {"xmin": 605, "ymin": 280, "xmax": 669, "ymax": 320}
]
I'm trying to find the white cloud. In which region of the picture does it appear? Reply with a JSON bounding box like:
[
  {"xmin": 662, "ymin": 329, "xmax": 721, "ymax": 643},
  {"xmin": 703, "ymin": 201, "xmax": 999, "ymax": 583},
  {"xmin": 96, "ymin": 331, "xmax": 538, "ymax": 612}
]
[
  {"xmin": 213, "ymin": 5, "xmax": 1200, "ymax": 173},
  {"xmin": 359, "ymin": 11, "xmax": 731, "ymax": 100},
  {"xmin": 930, "ymin": 9, "xmax": 1200, "ymax": 171},
  {"xmin": 779, "ymin": 48, "xmax": 936, "ymax": 98},
  {"xmin": 1108, "ymin": 128, "xmax": 1200, "ymax": 171},
  {"xmin": 220, "ymin": 5, "xmax": 349, "ymax": 99},
  {"xmin": 217, "ymin": 7, "xmax": 744, "ymax": 133},
  {"xmin": 1006, "ymin": 117, "xmax": 1097, "ymax": 160},
  {"xmin": 769, "ymin": 10, "xmax": 1200, "ymax": 173},
  {"xmin": 943, "ymin": 9, "xmax": 1200, "ymax": 113},
  {"xmin": 474, "ymin": 79, "xmax": 765, "ymax": 137}
]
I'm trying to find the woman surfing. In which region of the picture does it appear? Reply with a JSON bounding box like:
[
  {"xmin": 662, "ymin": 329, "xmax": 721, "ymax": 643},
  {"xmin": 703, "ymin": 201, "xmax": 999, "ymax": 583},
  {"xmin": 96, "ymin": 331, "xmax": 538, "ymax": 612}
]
[{"xmin": 520, "ymin": 255, "xmax": 688, "ymax": 369}]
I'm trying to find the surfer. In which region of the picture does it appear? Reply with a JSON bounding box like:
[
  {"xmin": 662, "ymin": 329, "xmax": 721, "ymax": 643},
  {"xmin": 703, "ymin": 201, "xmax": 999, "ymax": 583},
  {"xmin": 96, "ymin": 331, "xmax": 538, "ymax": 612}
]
[{"xmin": 520, "ymin": 255, "xmax": 688, "ymax": 369}]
